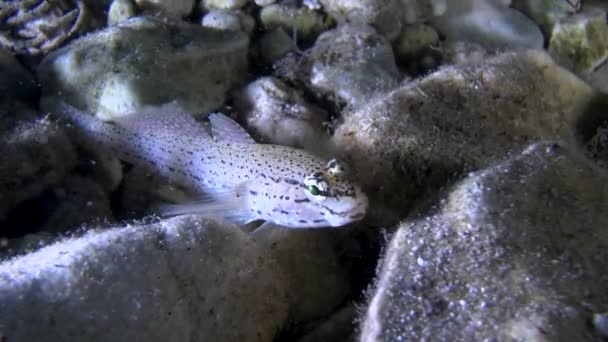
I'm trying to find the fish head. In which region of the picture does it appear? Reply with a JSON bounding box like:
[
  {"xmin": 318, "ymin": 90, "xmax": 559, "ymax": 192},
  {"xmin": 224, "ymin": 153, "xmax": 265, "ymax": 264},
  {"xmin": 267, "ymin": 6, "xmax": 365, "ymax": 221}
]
[{"xmin": 297, "ymin": 158, "xmax": 368, "ymax": 227}]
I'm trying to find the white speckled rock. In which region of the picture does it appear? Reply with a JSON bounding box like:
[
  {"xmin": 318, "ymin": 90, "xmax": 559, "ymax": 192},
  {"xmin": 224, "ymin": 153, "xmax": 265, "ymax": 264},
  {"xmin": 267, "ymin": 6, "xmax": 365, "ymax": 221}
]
[
  {"xmin": 251, "ymin": 224, "xmax": 351, "ymax": 324},
  {"xmin": 135, "ymin": 0, "xmax": 194, "ymax": 17},
  {"xmin": 237, "ymin": 77, "xmax": 329, "ymax": 152},
  {"xmin": 360, "ymin": 141, "xmax": 608, "ymax": 341},
  {"xmin": 332, "ymin": 50, "xmax": 593, "ymax": 224},
  {"xmin": 430, "ymin": 0, "xmax": 544, "ymax": 49},
  {"xmin": 319, "ymin": 0, "xmax": 404, "ymax": 40},
  {"xmin": 308, "ymin": 24, "xmax": 401, "ymax": 108},
  {"xmin": 548, "ymin": 7, "xmax": 608, "ymax": 75},
  {"xmin": 0, "ymin": 216, "xmax": 288, "ymax": 342},
  {"xmin": 38, "ymin": 16, "xmax": 249, "ymax": 119}
]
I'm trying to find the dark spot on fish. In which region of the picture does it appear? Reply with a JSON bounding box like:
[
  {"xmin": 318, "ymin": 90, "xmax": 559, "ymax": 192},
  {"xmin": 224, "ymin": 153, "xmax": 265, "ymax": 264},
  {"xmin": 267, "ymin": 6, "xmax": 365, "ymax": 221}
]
[
  {"xmin": 298, "ymin": 220, "xmax": 307, "ymax": 224},
  {"xmin": 284, "ymin": 178, "xmax": 299, "ymax": 185},
  {"xmin": 280, "ymin": 210, "xmax": 289, "ymax": 214},
  {"xmin": 249, "ymin": 190, "xmax": 258, "ymax": 196},
  {"xmin": 294, "ymin": 198, "xmax": 309, "ymax": 203},
  {"xmin": 313, "ymin": 219, "xmax": 325, "ymax": 223}
]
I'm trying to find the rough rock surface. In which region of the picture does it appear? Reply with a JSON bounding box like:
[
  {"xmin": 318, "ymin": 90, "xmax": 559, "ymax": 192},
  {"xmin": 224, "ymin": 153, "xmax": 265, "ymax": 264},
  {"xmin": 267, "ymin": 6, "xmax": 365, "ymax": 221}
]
[
  {"xmin": 332, "ymin": 50, "xmax": 593, "ymax": 224},
  {"xmin": 38, "ymin": 16, "xmax": 249, "ymax": 119},
  {"xmin": 0, "ymin": 216, "xmax": 289, "ymax": 342},
  {"xmin": 360, "ymin": 141, "xmax": 608, "ymax": 341},
  {"xmin": 0, "ymin": 102, "xmax": 76, "ymax": 224},
  {"xmin": 237, "ymin": 77, "xmax": 329, "ymax": 152},
  {"xmin": 308, "ymin": 24, "xmax": 401, "ymax": 108},
  {"xmin": 319, "ymin": 0, "xmax": 405, "ymax": 40}
]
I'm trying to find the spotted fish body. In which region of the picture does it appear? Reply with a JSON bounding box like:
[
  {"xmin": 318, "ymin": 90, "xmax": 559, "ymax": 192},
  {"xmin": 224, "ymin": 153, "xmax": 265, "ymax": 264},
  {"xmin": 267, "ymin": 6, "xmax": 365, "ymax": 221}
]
[{"xmin": 52, "ymin": 101, "xmax": 368, "ymax": 228}]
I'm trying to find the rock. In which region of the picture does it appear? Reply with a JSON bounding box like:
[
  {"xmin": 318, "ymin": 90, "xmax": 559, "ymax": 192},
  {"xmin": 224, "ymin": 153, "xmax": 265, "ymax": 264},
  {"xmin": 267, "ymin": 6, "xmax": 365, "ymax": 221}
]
[
  {"xmin": 308, "ymin": 24, "xmax": 401, "ymax": 108},
  {"xmin": 0, "ymin": 48, "xmax": 38, "ymax": 103},
  {"xmin": 107, "ymin": 0, "xmax": 137, "ymax": 26},
  {"xmin": 201, "ymin": 9, "xmax": 255, "ymax": 34},
  {"xmin": 332, "ymin": 50, "xmax": 593, "ymax": 225},
  {"xmin": 255, "ymin": 28, "xmax": 296, "ymax": 65},
  {"xmin": 236, "ymin": 77, "xmax": 329, "ymax": 153},
  {"xmin": 593, "ymin": 313, "xmax": 608, "ymax": 338},
  {"xmin": 548, "ymin": 8, "xmax": 608, "ymax": 75},
  {"xmin": 511, "ymin": 0, "xmax": 580, "ymax": 34},
  {"xmin": 251, "ymin": 224, "xmax": 351, "ymax": 324},
  {"xmin": 134, "ymin": 0, "xmax": 194, "ymax": 17},
  {"xmin": 0, "ymin": 216, "xmax": 289, "ymax": 341},
  {"xmin": 360, "ymin": 141, "xmax": 608, "ymax": 341},
  {"xmin": 319, "ymin": 0, "xmax": 405, "ymax": 40},
  {"xmin": 259, "ymin": 3, "xmax": 334, "ymax": 43},
  {"xmin": 400, "ymin": 0, "xmax": 447, "ymax": 24},
  {"xmin": 0, "ymin": 102, "xmax": 76, "ymax": 224},
  {"xmin": 201, "ymin": 0, "xmax": 249, "ymax": 10},
  {"xmin": 202, "ymin": 9, "xmax": 243, "ymax": 31},
  {"xmin": 298, "ymin": 304, "xmax": 357, "ymax": 342},
  {"xmin": 38, "ymin": 16, "xmax": 249, "ymax": 120},
  {"xmin": 585, "ymin": 119, "xmax": 608, "ymax": 169},
  {"xmin": 393, "ymin": 23, "xmax": 439, "ymax": 64},
  {"xmin": 255, "ymin": 0, "xmax": 276, "ymax": 6},
  {"xmin": 42, "ymin": 176, "xmax": 113, "ymax": 234},
  {"xmin": 430, "ymin": 0, "xmax": 544, "ymax": 49}
]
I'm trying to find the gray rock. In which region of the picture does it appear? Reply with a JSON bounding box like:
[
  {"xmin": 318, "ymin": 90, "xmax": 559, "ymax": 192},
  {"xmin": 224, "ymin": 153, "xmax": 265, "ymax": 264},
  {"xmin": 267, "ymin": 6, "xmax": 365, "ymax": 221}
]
[
  {"xmin": 319, "ymin": 0, "xmax": 405, "ymax": 40},
  {"xmin": 0, "ymin": 102, "xmax": 76, "ymax": 223},
  {"xmin": 255, "ymin": 28, "xmax": 296, "ymax": 65},
  {"xmin": 511, "ymin": 0, "xmax": 580, "ymax": 34},
  {"xmin": 0, "ymin": 216, "xmax": 289, "ymax": 342},
  {"xmin": 0, "ymin": 48, "xmax": 38, "ymax": 103},
  {"xmin": 38, "ymin": 16, "xmax": 249, "ymax": 119},
  {"xmin": 332, "ymin": 50, "xmax": 593, "ymax": 225},
  {"xmin": 134, "ymin": 0, "xmax": 195, "ymax": 17},
  {"xmin": 548, "ymin": 7, "xmax": 608, "ymax": 75},
  {"xmin": 430, "ymin": 0, "xmax": 544, "ymax": 49},
  {"xmin": 360, "ymin": 141, "xmax": 608, "ymax": 341},
  {"xmin": 201, "ymin": 9, "xmax": 245, "ymax": 31},
  {"xmin": 237, "ymin": 77, "xmax": 330, "ymax": 153},
  {"xmin": 42, "ymin": 176, "xmax": 113, "ymax": 234},
  {"xmin": 107, "ymin": 0, "xmax": 137, "ymax": 26},
  {"xmin": 252, "ymin": 224, "xmax": 351, "ymax": 324},
  {"xmin": 308, "ymin": 24, "xmax": 401, "ymax": 108}
]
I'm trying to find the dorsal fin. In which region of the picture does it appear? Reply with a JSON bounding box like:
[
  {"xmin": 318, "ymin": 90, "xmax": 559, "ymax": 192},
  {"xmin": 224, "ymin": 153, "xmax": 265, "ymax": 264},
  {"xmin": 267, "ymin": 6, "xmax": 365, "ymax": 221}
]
[
  {"xmin": 110, "ymin": 102, "xmax": 211, "ymax": 139},
  {"xmin": 208, "ymin": 112, "xmax": 256, "ymax": 144}
]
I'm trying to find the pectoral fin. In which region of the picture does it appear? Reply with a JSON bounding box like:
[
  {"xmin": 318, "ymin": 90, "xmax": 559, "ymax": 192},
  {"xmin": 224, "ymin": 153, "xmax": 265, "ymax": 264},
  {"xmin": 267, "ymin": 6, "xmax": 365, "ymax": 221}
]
[{"xmin": 208, "ymin": 113, "xmax": 256, "ymax": 144}]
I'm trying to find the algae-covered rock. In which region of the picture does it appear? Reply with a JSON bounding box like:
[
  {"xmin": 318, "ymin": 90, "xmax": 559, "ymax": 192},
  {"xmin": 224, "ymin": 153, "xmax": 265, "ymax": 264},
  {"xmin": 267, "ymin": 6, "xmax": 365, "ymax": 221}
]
[
  {"xmin": 511, "ymin": 0, "xmax": 580, "ymax": 34},
  {"xmin": 255, "ymin": 28, "xmax": 296, "ymax": 65},
  {"xmin": 259, "ymin": 3, "xmax": 334, "ymax": 42},
  {"xmin": 360, "ymin": 141, "xmax": 608, "ymax": 341},
  {"xmin": 308, "ymin": 24, "xmax": 400, "ymax": 108},
  {"xmin": 319, "ymin": 0, "xmax": 405, "ymax": 40},
  {"xmin": 394, "ymin": 23, "xmax": 439, "ymax": 62},
  {"xmin": 0, "ymin": 216, "xmax": 289, "ymax": 342},
  {"xmin": 0, "ymin": 102, "xmax": 76, "ymax": 223},
  {"xmin": 201, "ymin": 0, "xmax": 249, "ymax": 10},
  {"xmin": 332, "ymin": 50, "xmax": 593, "ymax": 224},
  {"xmin": 38, "ymin": 16, "xmax": 249, "ymax": 119},
  {"xmin": 548, "ymin": 7, "xmax": 608, "ymax": 74},
  {"xmin": 252, "ymin": 225, "xmax": 351, "ymax": 324}
]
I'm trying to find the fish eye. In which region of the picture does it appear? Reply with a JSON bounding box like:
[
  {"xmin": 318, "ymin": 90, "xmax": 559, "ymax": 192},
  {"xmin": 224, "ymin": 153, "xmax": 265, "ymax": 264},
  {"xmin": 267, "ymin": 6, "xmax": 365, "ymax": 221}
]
[{"xmin": 308, "ymin": 184, "xmax": 321, "ymax": 196}]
